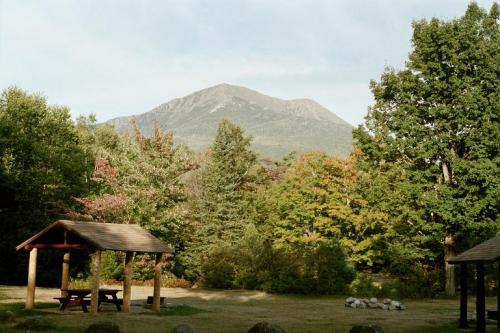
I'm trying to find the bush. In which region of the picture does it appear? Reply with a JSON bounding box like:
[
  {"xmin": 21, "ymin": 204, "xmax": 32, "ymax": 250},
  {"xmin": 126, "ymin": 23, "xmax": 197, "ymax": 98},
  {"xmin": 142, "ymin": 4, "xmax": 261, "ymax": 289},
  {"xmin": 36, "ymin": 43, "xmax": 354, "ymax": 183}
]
[
  {"xmin": 201, "ymin": 242, "xmax": 237, "ymax": 288},
  {"xmin": 349, "ymin": 273, "xmax": 380, "ymax": 298},
  {"xmin": 303, "ymin": 241, "xmax": 356, "ymax": 294}
]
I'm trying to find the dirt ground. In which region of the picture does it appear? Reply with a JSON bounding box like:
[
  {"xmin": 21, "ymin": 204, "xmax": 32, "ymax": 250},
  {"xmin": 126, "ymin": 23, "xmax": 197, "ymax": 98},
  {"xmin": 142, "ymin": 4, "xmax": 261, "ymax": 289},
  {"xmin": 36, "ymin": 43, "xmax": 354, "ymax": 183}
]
[{"xmin": 0, "ymin": 285, "xmax": 498, "ymax": 333}]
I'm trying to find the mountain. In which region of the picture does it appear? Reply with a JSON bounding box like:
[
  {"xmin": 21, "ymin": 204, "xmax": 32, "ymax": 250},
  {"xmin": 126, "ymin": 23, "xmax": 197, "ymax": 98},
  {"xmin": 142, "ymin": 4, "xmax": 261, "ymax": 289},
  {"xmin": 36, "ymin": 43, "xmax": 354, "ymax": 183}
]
[{"xmin": 106, "ymin": 83, "xmax": 353, "ymax": 159}]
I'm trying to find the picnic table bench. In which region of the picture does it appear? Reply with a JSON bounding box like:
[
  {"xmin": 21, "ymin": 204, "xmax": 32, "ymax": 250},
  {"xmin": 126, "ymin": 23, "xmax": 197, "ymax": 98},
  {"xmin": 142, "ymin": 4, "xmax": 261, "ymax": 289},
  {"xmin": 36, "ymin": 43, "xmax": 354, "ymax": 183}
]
[{"xmin": 54, "ymin": 289, "xmax": 122, "ymax": 312}]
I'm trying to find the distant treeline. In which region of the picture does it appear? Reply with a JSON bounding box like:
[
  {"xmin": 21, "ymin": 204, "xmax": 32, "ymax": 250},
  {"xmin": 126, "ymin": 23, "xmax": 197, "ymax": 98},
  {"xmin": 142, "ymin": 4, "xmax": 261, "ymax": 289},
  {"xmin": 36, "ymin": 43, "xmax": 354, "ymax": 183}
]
[{"xmin": 0, "ymin": 3, "xmax": 498, "ymax": 297}]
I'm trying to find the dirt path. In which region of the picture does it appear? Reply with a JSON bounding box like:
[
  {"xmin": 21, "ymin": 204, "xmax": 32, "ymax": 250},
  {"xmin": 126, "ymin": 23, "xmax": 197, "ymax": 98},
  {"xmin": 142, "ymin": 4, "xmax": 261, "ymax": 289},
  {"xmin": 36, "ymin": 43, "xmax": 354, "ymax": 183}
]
[{"xmin": 0, "ymin": 285, "xmax": 497, "ymax": 333}]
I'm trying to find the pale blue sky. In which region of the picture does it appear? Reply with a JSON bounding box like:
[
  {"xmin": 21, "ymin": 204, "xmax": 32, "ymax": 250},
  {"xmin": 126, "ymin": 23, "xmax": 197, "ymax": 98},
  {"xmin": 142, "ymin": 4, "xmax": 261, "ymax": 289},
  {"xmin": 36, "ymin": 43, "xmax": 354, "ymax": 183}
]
[{"xmin": 0, "ymin": 1, "xmax": 495, "ymax": 125}]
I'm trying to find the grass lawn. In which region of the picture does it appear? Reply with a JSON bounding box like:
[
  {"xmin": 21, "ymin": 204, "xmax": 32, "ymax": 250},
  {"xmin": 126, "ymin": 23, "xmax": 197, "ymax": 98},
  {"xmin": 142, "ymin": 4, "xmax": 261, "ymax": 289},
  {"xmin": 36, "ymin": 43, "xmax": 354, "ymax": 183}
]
[{"xmin": 0, "ymin": 285, "xmax": 498, "ymax": 333}]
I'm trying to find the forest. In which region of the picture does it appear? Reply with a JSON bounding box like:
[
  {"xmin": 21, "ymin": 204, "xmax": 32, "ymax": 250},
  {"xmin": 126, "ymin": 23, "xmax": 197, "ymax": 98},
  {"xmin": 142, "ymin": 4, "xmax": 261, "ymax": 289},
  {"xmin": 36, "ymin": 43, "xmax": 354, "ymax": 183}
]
[{"xmin": 0, "ymin": 3, "xmax": 498, "ymax": 299}]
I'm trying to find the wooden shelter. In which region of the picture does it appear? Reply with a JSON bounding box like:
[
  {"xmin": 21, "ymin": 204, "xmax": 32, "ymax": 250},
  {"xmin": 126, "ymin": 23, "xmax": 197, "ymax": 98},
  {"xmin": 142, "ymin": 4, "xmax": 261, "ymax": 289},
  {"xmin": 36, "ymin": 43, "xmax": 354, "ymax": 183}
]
[
  {"xmin": 448, "ymin": 236, "xmax": 500, "ymax": 333},
  {"xmin": 16, "ymin": 220, "xmax": 173, "ymax": 313}
]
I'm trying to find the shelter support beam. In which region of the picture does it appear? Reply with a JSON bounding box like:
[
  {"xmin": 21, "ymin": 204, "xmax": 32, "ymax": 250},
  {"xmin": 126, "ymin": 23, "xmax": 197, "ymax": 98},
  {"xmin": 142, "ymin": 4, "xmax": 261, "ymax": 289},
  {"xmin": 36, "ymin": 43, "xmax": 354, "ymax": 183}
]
[
  {"xmin": 90, "ymin": 250, "xmax": 101, "ymax": 314},
  {"xmin": 123, "ymin": 251, "xmax": 134, "ymax": 312},
  {"xmin": 25, "ymin": 248, "xmax": 37, "ymax": 309},
  {"xmin": 459, "ymin": 263, "xmax": 468, "ymax": 328},
  {"xmin": 61, "ymin": 252, "xmax": 70, "ymax": 297},
  {"xmin": 152, "ymin": 253, "xmax": 163, "ymax": 311},
  {"xmin": 476, "ymin": 263, "xmax": 485, "ymax": 333},
  {"xmin": 497, "ymin": 261, "xmax": 500, "ymax": 331}
]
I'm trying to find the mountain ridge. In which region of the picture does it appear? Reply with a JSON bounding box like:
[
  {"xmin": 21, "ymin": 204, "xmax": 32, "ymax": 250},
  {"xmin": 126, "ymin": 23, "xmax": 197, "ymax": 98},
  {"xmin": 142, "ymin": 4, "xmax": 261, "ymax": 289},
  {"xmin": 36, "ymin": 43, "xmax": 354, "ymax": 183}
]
[{"xmin": 106, "ymin": 83, "xmax": 353, "ymax": 159}]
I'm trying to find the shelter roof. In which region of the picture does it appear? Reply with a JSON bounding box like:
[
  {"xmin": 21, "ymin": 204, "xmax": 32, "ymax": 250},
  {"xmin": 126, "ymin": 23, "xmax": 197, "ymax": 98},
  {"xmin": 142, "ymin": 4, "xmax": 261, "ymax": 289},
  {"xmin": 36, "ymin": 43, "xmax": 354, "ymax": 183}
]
[
  {"xmin": 16, "ymin": 220, "xmax": 173, "ymax": 253},
  {"xmin": 448, "ymin": 236, "xmax": 500, "ymax": 264}
]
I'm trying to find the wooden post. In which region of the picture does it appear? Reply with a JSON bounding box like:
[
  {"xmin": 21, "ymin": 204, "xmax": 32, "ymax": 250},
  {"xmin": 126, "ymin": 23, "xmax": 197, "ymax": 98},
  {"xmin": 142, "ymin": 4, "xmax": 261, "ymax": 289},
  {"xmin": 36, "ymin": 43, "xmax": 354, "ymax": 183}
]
[
  {"xmin": 497, "ymin": 261, "xmax": 500, "ymax": 331},
  {"xmin": 25, "ymin": 248, "xmax": 37, "ymax": 309},
  {"xmin": 152, "ymin": 253, "xmax": 163, "ymax": 311},
  {"xmin": 61, "ymin": 252, "xmax": 70, "ymax": 297},
  {"xmin": 476, "ymin": 263, "xmax": 485, "ymax": 333},
  {"xmin": 90, "ymin": 250, "xmax": 101, "ymax": 314},
  {"xmin": 459, "ymin": 263, "xmax": 468, "ymax": 328},
  {"xmin": 122, "ymin": 251, "xmax": 134, "ymax": 313}
]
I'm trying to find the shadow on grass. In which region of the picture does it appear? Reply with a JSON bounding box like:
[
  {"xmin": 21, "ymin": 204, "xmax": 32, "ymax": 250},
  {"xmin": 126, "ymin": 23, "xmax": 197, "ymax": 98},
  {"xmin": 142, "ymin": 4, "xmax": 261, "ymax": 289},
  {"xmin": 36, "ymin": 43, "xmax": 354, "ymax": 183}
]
[
  {"xmin": 0, "ymin": 302, "xmax": 81, "ymax": 333},
  {"xmin": 143, "ymin": 304, "xmax": 210, "ymax": 316},
  {"xmin": 0, "ymin": 302, "xmax": 61, "ymax": 317}
]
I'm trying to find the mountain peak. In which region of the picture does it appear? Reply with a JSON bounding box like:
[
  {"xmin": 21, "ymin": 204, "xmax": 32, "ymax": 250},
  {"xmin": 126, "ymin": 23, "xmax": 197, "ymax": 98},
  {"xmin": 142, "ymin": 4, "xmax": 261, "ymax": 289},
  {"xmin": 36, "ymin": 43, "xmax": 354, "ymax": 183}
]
[{"xmin": 106, "ymin": 84, "xmax": 353, "ymax": 159}]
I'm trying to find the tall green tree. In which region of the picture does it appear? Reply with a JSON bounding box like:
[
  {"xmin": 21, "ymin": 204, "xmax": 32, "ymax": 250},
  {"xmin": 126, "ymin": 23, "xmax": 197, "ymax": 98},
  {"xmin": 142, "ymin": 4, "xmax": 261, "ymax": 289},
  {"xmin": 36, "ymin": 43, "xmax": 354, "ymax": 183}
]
[
  {"xmin": 0, "ymin": 87, "xmax": 90, "ymax": 284},
  {"xmin": 200, "ymin": 119, "xmax": 256, "ymax": 243},
  {"xmin": 354, "ymin": 3, "xmax": 499, "ymax": 295}
]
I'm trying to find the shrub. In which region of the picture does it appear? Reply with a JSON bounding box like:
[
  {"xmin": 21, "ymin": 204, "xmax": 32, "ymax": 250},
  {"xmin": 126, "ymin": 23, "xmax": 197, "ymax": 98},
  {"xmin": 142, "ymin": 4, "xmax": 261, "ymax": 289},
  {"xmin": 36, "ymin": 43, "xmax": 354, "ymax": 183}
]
[
  {"xmin": 349, "ymin": 273, "xmax": 380, "ymax": 298},
  {"xmin": 201, "ymin": 242, "xmax": 237, "ymax": 288}
]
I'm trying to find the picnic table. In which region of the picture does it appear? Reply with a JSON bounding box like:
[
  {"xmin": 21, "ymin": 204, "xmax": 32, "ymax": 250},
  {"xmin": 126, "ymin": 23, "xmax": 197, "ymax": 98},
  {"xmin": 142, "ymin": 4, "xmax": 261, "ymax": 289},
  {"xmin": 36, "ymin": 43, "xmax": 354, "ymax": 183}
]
[{"xmin": 55, "ymin": 289, "xmax": 122, "ymax": 312}]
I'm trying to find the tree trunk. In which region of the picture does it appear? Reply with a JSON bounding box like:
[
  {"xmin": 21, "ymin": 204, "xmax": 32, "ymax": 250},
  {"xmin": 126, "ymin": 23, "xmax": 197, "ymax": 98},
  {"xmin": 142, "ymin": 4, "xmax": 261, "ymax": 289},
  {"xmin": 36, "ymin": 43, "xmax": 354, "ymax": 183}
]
[{"xmin": 444, "ymin": 235, "xmax": 456, "ymax": 296}]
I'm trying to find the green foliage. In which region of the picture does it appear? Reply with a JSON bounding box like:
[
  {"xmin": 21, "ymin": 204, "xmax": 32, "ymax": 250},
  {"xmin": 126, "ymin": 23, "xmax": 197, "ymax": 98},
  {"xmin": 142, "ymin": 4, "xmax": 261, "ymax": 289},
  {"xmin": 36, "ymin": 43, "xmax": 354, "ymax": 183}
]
[
  {"xmin": 201, "ymin": 224, "xmax": 355, "ymax": 294},
  {"xmin": 353, "ymin": 2, "xmax": 500, "ymax": 291},
  {"xmin": 200, "ymin": 119, "xmax": 256, "ymax": 242},
  {"xmin": 0, "ymin": 87, "xmax": 92, "ymax": 285}
]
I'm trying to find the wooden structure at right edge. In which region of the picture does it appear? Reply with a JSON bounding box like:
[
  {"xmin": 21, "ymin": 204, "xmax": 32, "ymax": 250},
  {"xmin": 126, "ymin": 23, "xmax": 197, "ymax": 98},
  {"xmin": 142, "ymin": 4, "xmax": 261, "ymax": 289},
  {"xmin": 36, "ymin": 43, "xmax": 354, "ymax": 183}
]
[
  {"xmin": 16, "ymin": 220, "xmax": 173, "ymax": 313},
  {"xmin": 448, "ymin": 236, "xmax": 500, "ymax": 333}
]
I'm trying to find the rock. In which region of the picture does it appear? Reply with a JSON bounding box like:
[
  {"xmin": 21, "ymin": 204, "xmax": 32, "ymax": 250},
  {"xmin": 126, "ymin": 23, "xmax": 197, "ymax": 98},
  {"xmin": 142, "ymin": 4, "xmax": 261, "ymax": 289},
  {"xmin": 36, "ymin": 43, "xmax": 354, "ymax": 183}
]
[
  {"xmin": 349, "ymin": 324, "xmax": 385, "ymax": 333},
  {"xmin": 16, "ymin": 316, "xmax": 55, "ymax": 331},
  {"xmin": 369, "ymin": 298, "xmax": 378, "ymax": 304},
  {"xmin": 367, "ymin": 302, "xmax": 378, "ymax": 309},
  {"xmin": 362, "ymin": 298, "xmax": 370, "ymax": 304},
  {"xmin": 350, "ymin": 302, "xmax": 357, "ymax": 308},
  {"xmin": 388, "ymin": 305, "xmax": 397, "ymax": 311},
  {"xmin": 0, "ymin": 310, "xmax": 15, "ymax": 323},
  {"xmin": 172, "ymin": 324, "xmax": 199, "ymax": 333},
  {"xmin": 346, "ymin": 297, "xmax": 356, "ymax": 304},
  {"xmin": 85, "ymin": 320, "xmax": 121, "ymax": 333},
  {"xmin": 390, "ymin": 300, "xmax": 400, "ymax": 307},
  {"xmin": 358, "ymin": 302, "xmax": 367, "ymax": 309},
  {"xmin": 248, "ymin": 321, "xmax": 286, "ymax": 333},
  {"xmin": 398, "ymin": 304, "xmax": 406, "ymax": 310},
  {"xmin": 377, "ymin": 303, "xmax": 388, "ymax": 310},
  {"xmin": 382, "ymin": 299, "xmax": 391, "ymax": 304}
]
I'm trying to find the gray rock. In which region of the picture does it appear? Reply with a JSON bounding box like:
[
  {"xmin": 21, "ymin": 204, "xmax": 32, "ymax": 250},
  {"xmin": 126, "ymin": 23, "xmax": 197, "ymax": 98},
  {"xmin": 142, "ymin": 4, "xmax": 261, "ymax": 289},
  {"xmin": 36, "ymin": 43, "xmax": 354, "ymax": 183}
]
[
  {"xmin": 16, "ymin": 316, "xmax": 55, "ymax": 331},
  {"xmin": 390, "ymin": 300, "xmax": 401, "ymax": 307},
  {"xmin": 398, "ymin": 304, "xmax": 406, "ymax": 310},
  {"xmin": 0, "ymin": 310, "xmax": 15, "ymax": 323},
  {"xmin": 369, "ymin": 298, "xmax": 378, "ymax": 304},
  {"xmin": 377, "ymin": 303, "xmax": 388, "ymax": 310},
  {"xmin": 172, "ymin": 324, "xmax": 199, "ymax": 333},
  {"xmin": 362, "ymin": 298, "xmax": 370, "ymax": 304},
  {"xmin": 349, "ymin": 324, "xmax": 385, "ymax": 333},
  {"xmin": 382, "ymin": 299, "xmax": 391, "ymax": 304},
  {"xmin": 367, "ymin": 302, "xmax": 378, "ymax": 309},
  {"xmin": 248, "ymin": 321, "xmax": 286, "ymax": 333},
  {"xmin": 358, "ymin": 302, "xmax": 367, "ymax": 309},
  {"xmin": 388, "ymin": 305, "xmax": 397, "ymax": 311},
  {"xmin": 350, "ymin": 302, "xmax": 357, "ymax": 308},
  {"xmin": 346, "ymin": 297, "xmax": 356, "ymax": 304},
  {"xmin": 85, "ymin": 320, "xmax": 121, "ymax": 333}
]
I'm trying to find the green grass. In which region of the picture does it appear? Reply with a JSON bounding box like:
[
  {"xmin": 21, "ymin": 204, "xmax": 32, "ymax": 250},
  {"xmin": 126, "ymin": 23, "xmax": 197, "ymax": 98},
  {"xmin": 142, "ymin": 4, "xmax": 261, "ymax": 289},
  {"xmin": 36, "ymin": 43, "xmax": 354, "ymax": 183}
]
[
  {"xmin": 0, "ymin": 302, "xmax": 60, "ymax": 317},
  {"xmin": 0, "ymin": 302, "xmax": 80, "ymax": 333},
  {"xmin": 0, "ymin": 326, "xmax": 81, "ymax": 333},
  {"xmin": 143, "ymin": 304, "xmax": 210, "ymax": 316}
]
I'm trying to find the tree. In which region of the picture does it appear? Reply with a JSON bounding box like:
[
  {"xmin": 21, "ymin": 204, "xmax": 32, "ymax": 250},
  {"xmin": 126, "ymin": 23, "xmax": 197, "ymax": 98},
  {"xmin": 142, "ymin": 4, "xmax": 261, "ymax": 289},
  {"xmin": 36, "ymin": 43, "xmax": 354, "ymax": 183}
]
[
  {"xmin": 353, "ymin": 3, "xmax": 499, "ymax": 295},
  {"xmin": 199, "ymin": 119, "xmax": 256, "ymax": 243},
  {"xmin": 267, "ymin": 151, "xmax": 387, "ymax": 268},
  {"xmin": 0, "ymin": 86, "xmax": 91, "ymax": 284}
]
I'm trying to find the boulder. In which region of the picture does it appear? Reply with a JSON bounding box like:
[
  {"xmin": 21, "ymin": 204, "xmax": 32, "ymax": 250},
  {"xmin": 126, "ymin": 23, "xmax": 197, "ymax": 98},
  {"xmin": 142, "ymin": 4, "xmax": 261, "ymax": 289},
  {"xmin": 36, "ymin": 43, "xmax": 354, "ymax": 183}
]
[
  {"xmin": 172, "ymin": 324, "xmax": 199, "ymax": 333},
  {"xmin": 398, "ymin": 304, "xmax": 406, "ymax": 310},
  {"xmin": 377, "ymin": 303, "xmax": 388, "ymax": 310},
  {"xmin": 349, "ymin": 324, "xmax": 385, "ymax": 333},
  {"xmin": 390, "ymin": 301, "xmax": 400, "ymax": 307},
  {"xmin": 367, "ymin": 302, "xmax": 378, "ymax": 309},
  {"xmin": 0, "ymin": 310, "xmax": 15, "ymax": 323},
  {"xmin": 84, "ymin": 320, "xmax": 121, "ymax": 333},
  {"xmin": 16, "ymin": 316, "xmax": 55, "ymax": 331},
  {"xmin": 382, "ymin": 299, "xmax": 391, "ymax": 304},
  {"xmin": 345, "ymin": 297, "xmax": 356, "ymax": 304},
  {"xmin": 248, "ymin": 321, "xmax": 286, "ymax": 333},
  {"xmin": 369, "ymin": 298, "xmax": 378, "ymax": 304}
]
